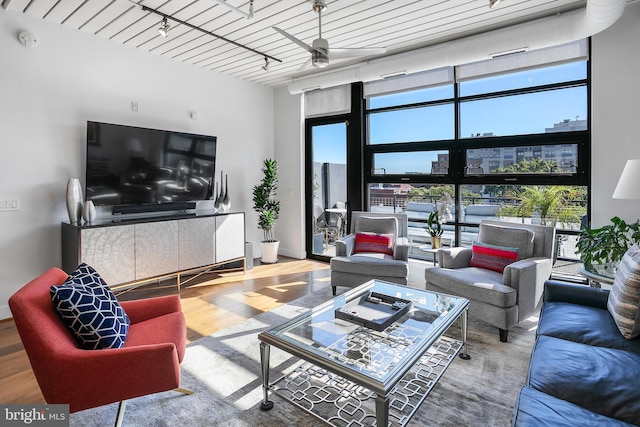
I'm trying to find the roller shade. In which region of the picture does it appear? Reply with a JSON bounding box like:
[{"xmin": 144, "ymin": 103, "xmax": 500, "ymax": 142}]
[
  {"xmin": 456, "ymin": 39, "xmax": 588, "ymax": 81},
  {"xmin": 304, "ymin": 85, "xmax": 351, "ymax": 118},
  {"xmin": 364, "ymin": 67, "xmax": 454, "ymax": 98}
]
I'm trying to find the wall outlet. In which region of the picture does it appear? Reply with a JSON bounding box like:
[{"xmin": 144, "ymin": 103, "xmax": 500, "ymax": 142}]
[{"xmin": 0, "ymin": 200, "xmax": 19, "ymax": 211}]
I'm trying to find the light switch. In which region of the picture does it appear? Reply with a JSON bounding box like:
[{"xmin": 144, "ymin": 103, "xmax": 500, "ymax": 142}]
[{"xmin": 0, "ymin": 200, "xmax": 19, "ymax": 211}]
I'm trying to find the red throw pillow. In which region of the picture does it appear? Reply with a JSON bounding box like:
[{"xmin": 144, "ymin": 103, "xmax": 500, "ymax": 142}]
[
  {"xmin": 354, "ymin": 232, "xmax": 394, "ymax": 255},
  {"xmin": 469, "ymin": 241, "xmax": 519, "ymax": 273}
]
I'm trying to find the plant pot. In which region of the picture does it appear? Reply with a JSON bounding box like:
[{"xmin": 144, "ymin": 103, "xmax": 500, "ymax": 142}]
[
  {"xmin": 431, "ymin": 236, "xmax": 442, "ymax": 249},
  {"xmin": 260, "ymin": 240, "xmax": 280, "ymax": 264}
]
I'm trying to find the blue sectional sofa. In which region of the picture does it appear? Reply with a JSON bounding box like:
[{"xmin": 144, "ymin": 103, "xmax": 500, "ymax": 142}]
[{"xmin": 512, "ymin": 280, "xmax": 640, "ymax": 426}]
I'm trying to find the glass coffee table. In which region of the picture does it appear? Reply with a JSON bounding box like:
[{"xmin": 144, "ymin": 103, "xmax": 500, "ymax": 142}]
[{"xmin": 258, "ymin": 279, "xmax": 470, "ymax": 427}]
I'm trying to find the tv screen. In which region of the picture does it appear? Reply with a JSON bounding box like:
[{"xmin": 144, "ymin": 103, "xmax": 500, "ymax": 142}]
[{"xmin": 85, "ymin": 121, "xmax": 216, "ymax": 209}]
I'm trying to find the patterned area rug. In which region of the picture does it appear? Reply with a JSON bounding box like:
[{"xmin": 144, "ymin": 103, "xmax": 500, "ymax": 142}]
[{"xmin": 70, "ymin": 285, "xmax": 537, "ymax": 426}]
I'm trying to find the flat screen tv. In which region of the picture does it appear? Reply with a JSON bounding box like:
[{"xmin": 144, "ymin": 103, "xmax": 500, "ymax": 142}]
[{"xmin": 85, "ymin": 121, "xmax": 216, "ymax": 213}]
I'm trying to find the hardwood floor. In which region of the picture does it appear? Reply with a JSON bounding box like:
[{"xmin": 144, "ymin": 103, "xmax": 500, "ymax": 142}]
[{"xmin": 0, "ymin": 257, "xmax": 331, "ymax": 406}]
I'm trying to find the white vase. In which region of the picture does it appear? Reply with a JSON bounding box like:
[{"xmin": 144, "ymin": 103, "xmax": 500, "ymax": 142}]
[
  {"xmin": 82, "ymin": 200, "xmax": 96, "ymax": 223},
  {"xmin": 66, "ymin": 178, "xmax": 83, "ymax": 224},
  {"xmin": 222, "ymin": 174, "xmax": 230, "ymax": 212},
  {"xmin": 260, "ymin": 240, "xmax": 279, "ymax": 264}
]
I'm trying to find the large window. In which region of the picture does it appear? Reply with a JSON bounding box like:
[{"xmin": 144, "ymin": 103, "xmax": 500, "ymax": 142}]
[
  {"xmin": 369, "ymin": 104, "xmax": 454, "ymax": 143},
  {"xmin": 364, "ymin": 57, "xmax": 589, "ymax": 271},
  {"xmin": 459, "ymin": 86, "xmax": 587, "ymax": 138}
]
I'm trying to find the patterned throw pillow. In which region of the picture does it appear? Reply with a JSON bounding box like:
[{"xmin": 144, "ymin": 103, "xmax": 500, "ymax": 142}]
[
  {"xmin": 469, "ymin": 241, "xmax": 519, "ymax": 273},
  {"xmin": 607, "ymin": 244, "xmax": 640, "ymax": 339},
  {"xmin": 354, "ymin": 232, "xmax": 394, "ymax": 255},
  {"xmin": 51, "ymin": 263, "xmax": 130, "ymax": 350}
]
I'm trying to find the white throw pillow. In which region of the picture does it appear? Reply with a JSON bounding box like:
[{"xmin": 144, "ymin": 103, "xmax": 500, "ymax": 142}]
[{"xmin": 607, "ymin": 244, "xmax": 640, "ymax": 339}]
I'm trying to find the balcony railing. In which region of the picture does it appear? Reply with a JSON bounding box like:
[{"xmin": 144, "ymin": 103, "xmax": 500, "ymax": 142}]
[{"xmin": 368, "ymin": 191, "xmax": 585, "ymax": 275}]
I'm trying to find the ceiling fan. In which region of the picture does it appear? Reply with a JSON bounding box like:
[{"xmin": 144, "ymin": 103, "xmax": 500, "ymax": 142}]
[{"xmin": 273, "ymin": 0, "xmax": 387, "ymax": 70}]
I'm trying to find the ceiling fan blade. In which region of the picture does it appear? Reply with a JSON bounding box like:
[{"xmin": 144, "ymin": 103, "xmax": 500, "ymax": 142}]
[
  {"xmin": 297, "ymin": 58, "xmax": 313, "ymax": 71},
  {"xmin": 272, "ymin": 27, "xmax": 314, "ymax": 53},
  {"xmin": 329, "ymin": 47, "xmax": 387, "ymax": 59}
]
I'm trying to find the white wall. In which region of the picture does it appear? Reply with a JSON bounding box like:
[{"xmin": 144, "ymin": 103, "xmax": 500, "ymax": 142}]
[
  {"xmin": 0, "ymin": 11, "xmax": 274, "ymax": 318},
  {"xmin": 591, "ymin": 2, "xmax": 640, "ymax": 226},
  {"xmin": 273, "ymin": 87, "xmax": 305, "ymax": 259}
]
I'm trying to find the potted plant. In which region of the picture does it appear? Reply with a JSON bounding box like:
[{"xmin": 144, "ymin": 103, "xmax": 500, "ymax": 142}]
[
  {"xmin": 427, "ymin": 211, "xmax": 444, "ymax": 249},
  {"xmin": 252, "ymin": 159, "xmax": 281, "ymax": 263},
  {"xmin": 575, "ymin": 216, "xmax": 640, "ymax": 277}
]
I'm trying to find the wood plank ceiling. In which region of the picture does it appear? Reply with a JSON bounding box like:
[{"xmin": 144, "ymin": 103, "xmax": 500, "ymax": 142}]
[{"xmin": 3, "ymin": 0, "xmax": 587, "ymax": 88}]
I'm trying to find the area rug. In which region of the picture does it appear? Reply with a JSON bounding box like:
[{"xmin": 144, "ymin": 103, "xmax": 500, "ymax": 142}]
[{"xmin": 70, "ymin": 285, "xmax": 537, "ymax": 426}]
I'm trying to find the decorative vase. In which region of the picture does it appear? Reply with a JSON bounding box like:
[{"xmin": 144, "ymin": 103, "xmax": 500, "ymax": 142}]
[
  {"xmin": 82, "ymin": 200, "xmax": 96, "ymax": 223},
  {"xmin": 222, "ymin": 174, "xmax": 230, "ymax": 212},
  {"xmin": 218, "ymin": 171, "xmax": 225, "ymax": 210},
  {"xmin": 431, "ymin": 236, "xmax": 442, "ymax": 249},
  {"xmin": 213, "ymin": 182, "xmax": 222, "ymax": 213},
  {"xmin": 66, "ymin": 178, "xmax": 83, "ymax": 225},
  {"xmin": 205, "ymin": 177, "xmax": 213, "ymax": 200}
]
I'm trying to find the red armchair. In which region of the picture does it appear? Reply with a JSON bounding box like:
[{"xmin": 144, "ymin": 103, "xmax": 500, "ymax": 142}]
[{"xmin": 8, "ymin": 267, "xmax": 191, "ymax": 426}]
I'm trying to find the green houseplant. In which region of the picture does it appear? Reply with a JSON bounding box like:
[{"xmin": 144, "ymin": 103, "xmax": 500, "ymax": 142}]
[
  {"xmin": 427, "ymin": 211, "xmax": 444, "ymax": 249},
  {"xmin": 252, "ymin": 159, "xmax": 280, "ymax": 263},
  {"xmin": 575, "ymin": 216, "xmax": 640, "ymax": 277}
]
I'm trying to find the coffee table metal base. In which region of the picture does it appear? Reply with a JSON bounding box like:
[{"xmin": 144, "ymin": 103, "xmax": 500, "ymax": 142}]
[{"xmin": 263, "ymin": 336, "xmax": 463, "ymax": 427}]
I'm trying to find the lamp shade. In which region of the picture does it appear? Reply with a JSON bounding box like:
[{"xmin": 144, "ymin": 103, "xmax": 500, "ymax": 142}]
[{"xmin": 613, "ymin": 159, "xmax": 640, "ymax": 199}]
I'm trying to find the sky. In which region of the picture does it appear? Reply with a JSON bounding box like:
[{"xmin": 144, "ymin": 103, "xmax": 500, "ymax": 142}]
[{"xmin": 312, "ymin": 61, "xmax": 587, "ymax": 175}]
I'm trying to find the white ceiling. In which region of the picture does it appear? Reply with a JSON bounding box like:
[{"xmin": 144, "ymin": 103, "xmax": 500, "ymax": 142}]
[{"xmin": 3, "ymin": 0, "xmax": 589, "ymax": 87}]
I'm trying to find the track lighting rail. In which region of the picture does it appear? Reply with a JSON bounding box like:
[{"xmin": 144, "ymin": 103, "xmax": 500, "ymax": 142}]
[{"xmin": 139, "ymin": 4, "xmax": 282, "ymax": 64}]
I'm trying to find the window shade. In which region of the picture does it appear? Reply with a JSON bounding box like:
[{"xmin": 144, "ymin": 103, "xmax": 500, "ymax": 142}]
[
  {"xmin": 456, "ymin": 39, "xmax": 588, "ymax": 81},
  {"xmin": 364, "ymin": 67, "xmax": 454, "ymax": 98},
  {"xmin": 304, "ymin": 85, "xmax": 351, "ymax": 118}
]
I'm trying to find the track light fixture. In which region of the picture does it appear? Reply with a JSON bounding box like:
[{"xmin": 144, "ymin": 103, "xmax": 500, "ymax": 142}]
[
  {"xmin": 489, "ymin": 0, "xmax": 501, "ymax": 9},
  {"xmin": 262, "ymin": 57, "xmax": 270, "ymax": 72},
  {"xmin": 137, "ymin": 4, "xmax": 282, "ymax": 66},
  {"xmin": 212, "ymin": 0, "xmax": 255, "ymax": 20},
  {"xmin": 158, "ymin": 17, "xmax": 170, "ymax": 37}
]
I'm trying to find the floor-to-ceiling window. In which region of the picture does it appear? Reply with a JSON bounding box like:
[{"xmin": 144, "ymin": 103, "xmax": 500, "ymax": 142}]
[
  {"xmin": 363, "ymin": 41, "xmax": 589, "ymax": 278},
  {"xmin": 304, "ymin": 40, "xmax": 590, "ymax": 278}
]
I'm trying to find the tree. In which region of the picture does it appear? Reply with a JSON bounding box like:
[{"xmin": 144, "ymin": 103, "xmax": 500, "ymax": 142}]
[
  {"xmin": 406, "ymin": 185, "xmax": 481, "ymax": 202},
  {"xmin": 484, "ymin": 159, "xmax": 561, "ymax": 197},
  {"xmin": 500, "ymin": 186, "xmax": 585, "ymax": 226}
]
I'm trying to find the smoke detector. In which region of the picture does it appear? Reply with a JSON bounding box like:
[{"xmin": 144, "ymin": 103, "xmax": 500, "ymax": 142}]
[{"xmin": 18, "ymin": 31, "xmax": 38, "ymax": 48}]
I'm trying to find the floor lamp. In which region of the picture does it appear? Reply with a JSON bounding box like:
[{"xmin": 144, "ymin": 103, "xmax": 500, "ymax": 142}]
[{"xmin": 613, "ymin": 159, "xmax": 640, "ymax": 200}]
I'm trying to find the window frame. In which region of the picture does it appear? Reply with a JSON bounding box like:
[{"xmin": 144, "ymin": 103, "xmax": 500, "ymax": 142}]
[{"xmin": 363, "ymin": 57, "xmax": 591, "ymax": 252}]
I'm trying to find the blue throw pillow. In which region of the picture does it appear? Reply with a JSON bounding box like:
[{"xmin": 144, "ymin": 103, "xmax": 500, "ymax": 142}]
[{"xmin": 51, "ymin": 263, "xmax": 130, "ymax": 350}]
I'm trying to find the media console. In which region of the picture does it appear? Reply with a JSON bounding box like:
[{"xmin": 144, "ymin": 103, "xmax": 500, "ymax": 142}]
[{"xmin": 61, "ymin": 211, "xmax": 245, "ymax": 291}]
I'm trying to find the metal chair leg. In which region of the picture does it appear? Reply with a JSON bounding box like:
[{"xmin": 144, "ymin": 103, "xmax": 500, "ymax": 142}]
[
  {"xmin": 174, "ymin": 387, "xmax": 194, "ymax": 395},
  {"xmin": 114, "ymin": 400, "xmax": 127, "ymax": 427},
  {"xmin": 112, "ymin": 389, "xmax": 191, "ymax": 427}
]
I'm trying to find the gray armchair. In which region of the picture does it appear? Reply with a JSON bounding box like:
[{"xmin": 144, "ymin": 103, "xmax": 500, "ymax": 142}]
[
  {"xmin": 425, "ymin": 220, "xmax": 555, "ymax": 342},
  {"xmin": 330, "ymin": 211, "xmax": 409, "ymax": 295}
]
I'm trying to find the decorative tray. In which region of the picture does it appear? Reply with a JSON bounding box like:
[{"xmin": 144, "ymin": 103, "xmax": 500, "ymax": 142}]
[{"xmin": 335, "ymin": 292, "xmax": 412, "ymax": 332}]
